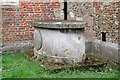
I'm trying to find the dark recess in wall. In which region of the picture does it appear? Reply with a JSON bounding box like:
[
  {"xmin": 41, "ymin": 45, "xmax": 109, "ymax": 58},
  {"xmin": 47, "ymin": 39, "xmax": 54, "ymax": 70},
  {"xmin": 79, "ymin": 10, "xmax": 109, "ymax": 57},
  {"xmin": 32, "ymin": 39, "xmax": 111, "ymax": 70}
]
[{"xmin": 64, "ymin": 0, "xmax": 67, "ymax": 20}]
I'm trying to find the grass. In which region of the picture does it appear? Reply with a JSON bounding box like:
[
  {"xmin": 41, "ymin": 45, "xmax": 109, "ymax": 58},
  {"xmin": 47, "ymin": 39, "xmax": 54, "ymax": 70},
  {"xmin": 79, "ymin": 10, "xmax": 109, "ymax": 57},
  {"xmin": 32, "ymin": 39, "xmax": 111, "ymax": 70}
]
[
  {"xmin": 0, "ymin": 55, "xmax": 2, "ymax": 79},
  {"xmin": 2, "ymin": 52, "xmax": 119, "ymax": 78}
]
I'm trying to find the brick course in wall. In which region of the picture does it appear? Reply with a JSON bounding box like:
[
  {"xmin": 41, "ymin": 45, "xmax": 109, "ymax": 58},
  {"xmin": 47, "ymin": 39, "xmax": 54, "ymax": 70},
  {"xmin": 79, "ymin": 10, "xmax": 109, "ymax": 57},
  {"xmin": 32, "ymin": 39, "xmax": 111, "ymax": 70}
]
[{"xmin": 2, "ymin": 1, "xmax": 63, "ymax": 45}]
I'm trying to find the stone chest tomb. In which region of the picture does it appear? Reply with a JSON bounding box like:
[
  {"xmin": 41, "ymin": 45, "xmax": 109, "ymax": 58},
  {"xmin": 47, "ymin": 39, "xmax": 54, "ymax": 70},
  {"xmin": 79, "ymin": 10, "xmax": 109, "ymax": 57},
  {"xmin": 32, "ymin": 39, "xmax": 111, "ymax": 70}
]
[{"xmin": 32, "ymin": 20, "xmax": 87, "ymax": 64}]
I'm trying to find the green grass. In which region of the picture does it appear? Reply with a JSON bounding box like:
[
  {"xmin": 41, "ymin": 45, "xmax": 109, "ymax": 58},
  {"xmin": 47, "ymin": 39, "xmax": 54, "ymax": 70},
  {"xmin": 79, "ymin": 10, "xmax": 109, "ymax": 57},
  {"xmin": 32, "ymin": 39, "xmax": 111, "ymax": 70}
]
[
  {"xmin": 2, "ymin": 52, "xmax": 119, "ymax": 78},
  {"xmin": 0, "ymin": 55, "xmax": 2, "ymax": 79}
]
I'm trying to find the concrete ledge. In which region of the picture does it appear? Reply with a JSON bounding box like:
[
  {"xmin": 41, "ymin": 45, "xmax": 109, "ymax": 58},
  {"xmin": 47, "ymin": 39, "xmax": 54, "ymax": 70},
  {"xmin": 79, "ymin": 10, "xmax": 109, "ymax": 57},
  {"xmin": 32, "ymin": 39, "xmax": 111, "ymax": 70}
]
[
  {"xmin": 1, "ymin": 40, "xmax": 33, "ymax": 52},
  {"xmin": 85, "ymin": 40, "xmax": 119, "ymax": 63}
]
